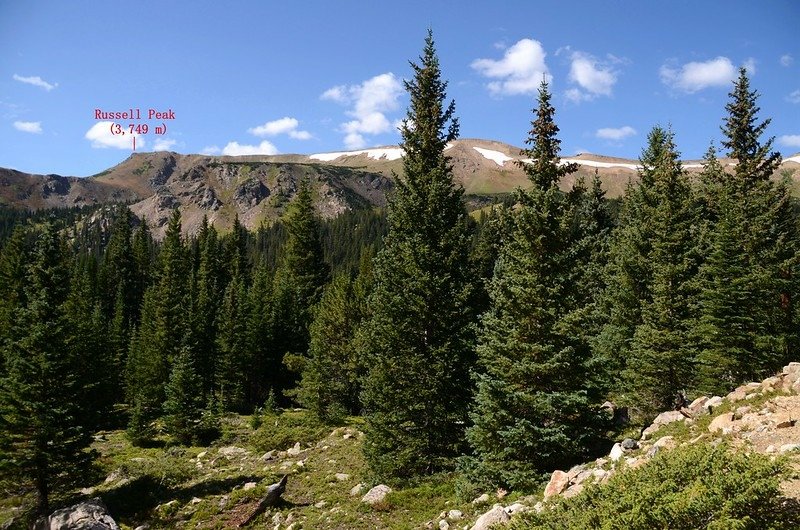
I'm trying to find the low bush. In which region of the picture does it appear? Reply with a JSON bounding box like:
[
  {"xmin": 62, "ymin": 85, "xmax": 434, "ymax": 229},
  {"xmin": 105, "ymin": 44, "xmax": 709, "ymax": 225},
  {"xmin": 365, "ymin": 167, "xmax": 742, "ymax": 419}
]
[{"xmin": 511, "ymin": 442, "xmax": 798, "ymax": 530}]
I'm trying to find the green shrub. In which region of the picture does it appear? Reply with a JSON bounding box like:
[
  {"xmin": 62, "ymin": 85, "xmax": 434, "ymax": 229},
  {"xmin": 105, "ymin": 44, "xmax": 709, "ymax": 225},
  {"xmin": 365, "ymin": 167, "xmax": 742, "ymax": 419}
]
[
  {"xmin": 511, "ymin": 443, "xmax": 797, "ymax": 530},
  {"xmin": 250, "ymin": 410, "xmax": 328, "ymax": 452}
]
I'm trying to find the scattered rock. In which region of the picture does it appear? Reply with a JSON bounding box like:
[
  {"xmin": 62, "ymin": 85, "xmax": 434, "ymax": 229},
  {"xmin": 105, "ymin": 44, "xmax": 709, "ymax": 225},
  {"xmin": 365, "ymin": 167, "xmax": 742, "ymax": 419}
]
[
  {"xmin": 439, "ymin": 519, "xmax": 450, "ymax": 530},
  {"xmin": 190, "ymin": 497, "xmax": 202, "ymax": 505},
  {"xmin": 728, "ymin": 389, "xmax": 747, "ymax": 403},
  {"xmin": 592, "ymin": 469, "xmax": 608, "ymax": 483},
  {"xmin": 780, "ymin": 443, "xmax": 800, "ymax": 453},
  {"xmin": 708, "ymin": 413, "xmax": 736, "ymax": 433},
  {"xmin": 786, "ymin": 362, "xmax": 800, "ymax": 375},
  {"xmin": 287, "ymin": 442, "xmax": 302, "ymax": 456},
  {"xmin": 361, "ymin": 484, "xmax": 392, "ymax": 505},
  {"xmin": 218, "ymin": 446, "xmax": 249, "ymax": 459},
  {"xmin": 609, "ymin": 443, "xmax": 624, "ymax": 461},
  {"xmin": 314, "ymin": 501, "xmax": 327, "ymax": 509},
  {"xmin": 447, "ymin": 509, "xmax": 463, "ymax": 521},
  {"xmin": 472, "ymin": 493, "xmax": 490, "ymax": 505},
  {"xmin": 777, "ymin": 419, "xmax": 796, "ymax": 429},
  {"xmin": 196, "ymin": 451, "xmax": 207, "ymax": 460},
  {"xmin": 766, "ymin": 445, "xmax": 777, "ymax": 453},
  {"xmin": 688, "ymin": 396, "xmax": 710, "ymax": 415},
  {"xmin": 350, "ymin": 483, "xmax": 365, "ymax": 496},
  {"xmin": 654, "ymin": 436, "xmax": 676, "ymax": 449},
  {"xmin": 243, "ymin": 482, "xmax": 257, "ymax": 491},
  {"xmin": 335, "ymin": 473, "xmax": 350, "ymax": 481},
  {"xmin": 641, "ymin": 410, "xmax": 686, "ymax": 439},
  {"xmin": 34, "ymin": 498, "xmax": 120, "ymax": 530},
  {"xmin": 621, "ymin": 438, "xmax": 639, "ymax": 451},
  {"xmin": 260, "ymin": 450, "xmax": 276, "ymax": 461},
  {"xmin": 543, "ymin": 470, "xmax": 570, "ymax": 498},
  {"xmin": 504, "ymin": 502, "xmax": 528, "ymax": 515},
  {"xmin": 563, "ymin": 483, "xmax": 584, "ymax": 499},
  {"xmin": 470, "ymin": 505, "xmax": 510, "ymax": 530},
  {"xmin": 705, "ymin": 396, "xmax": 724, "ymax": 412}
]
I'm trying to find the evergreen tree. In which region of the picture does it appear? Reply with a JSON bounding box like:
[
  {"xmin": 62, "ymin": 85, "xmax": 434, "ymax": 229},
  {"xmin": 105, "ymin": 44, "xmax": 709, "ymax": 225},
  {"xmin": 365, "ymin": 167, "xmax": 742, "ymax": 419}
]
[
  {"xmin": 694, "ymin": 69, "xmax": 796, "ymax": 390},
  {"xmin": 360, "ymin": 31, "xmax": 476, "ymax": 479},
  {"xmin": 622, "ymin": 127, "xmax": 700, "ymax": 416},
  {"xmin": 190, "ymin": 218, "xmax": 224, "ymax": 396},
  {"xmin": 721, "ymin": 67, "xmax": 782, "ymax": 185},
  {"xmin": 0, "ymin": 224, "xmax": 93, "ymax": 512},
  {"xmin": 247, "ymin": 262, "xmax": 275, "ymax": 406},
  {"xmin": 101, "ymin": 207, "xmax": 136, "ymax": 350},
  {"xmin": 163, "ymin": 348, "xmax": 206, "ymax": 445},
  {"xmin": 125, "ymin": 210, "xmax": 189, "ymax": 442},
  {"xmin": 64, "ymin": 263, "xmax": 113, "ymax": 430},
  {"xmin": 595, "ymin": 126, "xmax": 675, "ymax": 392},
  {"xmin": 466, "ymin": 79, "xmax": 603, "ymax": 490},
  {"xmin": 300, "ymin": 271, "xmax": 364, "ymax": 423},
  {"xmin": 216, "ymin": 275, "xmax": 250, "ymax": 411},
  {"xmin": 270, "ymin": 179, "xmax": 329, "ymax": 397},
  {"xmin": 0, "ymin": 225, "xmax": 32, "ymax": 371}
]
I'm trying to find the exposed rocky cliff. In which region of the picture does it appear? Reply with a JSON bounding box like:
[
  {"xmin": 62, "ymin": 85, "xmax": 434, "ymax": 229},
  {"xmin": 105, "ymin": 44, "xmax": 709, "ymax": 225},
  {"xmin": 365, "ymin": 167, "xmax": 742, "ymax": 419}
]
[{"xmin": 1, "ymin": 141, "xmax": 798, "ymax": 238}]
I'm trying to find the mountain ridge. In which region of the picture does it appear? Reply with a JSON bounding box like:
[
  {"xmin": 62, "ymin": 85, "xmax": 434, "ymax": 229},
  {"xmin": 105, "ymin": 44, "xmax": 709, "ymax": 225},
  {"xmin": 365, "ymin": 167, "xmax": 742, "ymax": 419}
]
[{"xmin": 2, "ymin": 139, "xmax": 798, "ymax": 237}]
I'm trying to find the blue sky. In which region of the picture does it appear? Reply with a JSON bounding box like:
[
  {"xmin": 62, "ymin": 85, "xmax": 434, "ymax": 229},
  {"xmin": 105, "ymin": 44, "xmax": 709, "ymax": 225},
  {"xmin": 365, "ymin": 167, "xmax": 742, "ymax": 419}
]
[{"xmin": 1, "ymin": 0, "xmax": 798, "ymax": 176}]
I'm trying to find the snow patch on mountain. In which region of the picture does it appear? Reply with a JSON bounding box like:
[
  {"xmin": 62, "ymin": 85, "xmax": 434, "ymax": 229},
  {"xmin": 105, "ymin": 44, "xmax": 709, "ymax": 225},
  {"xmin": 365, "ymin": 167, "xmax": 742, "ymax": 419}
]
[
  {"xmin": 473, "ymin": 147, "xmax": 513, "ymax": 166},
  {"xmin": 310, "ymin": 147, "xmax": 404, "ymax": 162},
  {"xmin": 560, "ymin": 158, "xmax": 639, "ymax": 170}
]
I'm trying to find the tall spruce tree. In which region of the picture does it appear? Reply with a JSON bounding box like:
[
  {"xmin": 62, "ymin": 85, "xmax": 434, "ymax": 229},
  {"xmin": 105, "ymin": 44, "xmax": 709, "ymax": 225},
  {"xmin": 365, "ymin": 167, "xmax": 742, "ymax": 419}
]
[
  {"xmin": 360, "ymin": 30, "xmax": 476, "ymax": 479},
  {"xmin": 190, "ymin": 218, "xmax": 224, "ymax": 396},
  {"xmin": 622, "ymin": 127, "xmax": 700, "ymax": 417},
  {"xmin": 247, "ymin": 262, "xmax": 275, "ymax": 405},
  {"xmin": 126, "ymin": 210, "xmax": 189, "ymax": 442},
  {"xmin": 595, "ymin": 126, "xmax": 675, "ymax": 393},
  {"xmin": 466, "ymin": 79, "xmax": 604, "ymax": 490},
  {"xmin": 0, "ymin": 224, "xmax": 93, "ymax": 512},
  {"xmin": 270, "ymin": 179, "xmax": 329, "ymax": 398},
  {"xmin": 721, "ymin": 67, "xmax": 782, "ymax": 185},
  {"xmin": 694, "ymin": 69, "xmax": 796, "ymax": 389}
]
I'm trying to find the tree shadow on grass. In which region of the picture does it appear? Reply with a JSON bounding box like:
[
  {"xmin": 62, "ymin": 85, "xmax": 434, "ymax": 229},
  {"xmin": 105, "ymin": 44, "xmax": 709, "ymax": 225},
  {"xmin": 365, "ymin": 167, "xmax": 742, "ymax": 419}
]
[{"xmin": 101, "ymin": 473, "xmax": 263, "ymax": 523}]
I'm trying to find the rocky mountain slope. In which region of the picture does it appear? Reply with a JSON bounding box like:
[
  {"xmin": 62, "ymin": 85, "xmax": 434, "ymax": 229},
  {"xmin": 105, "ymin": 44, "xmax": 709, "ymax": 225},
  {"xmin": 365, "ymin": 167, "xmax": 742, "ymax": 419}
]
[{"xmin": 2, "ymin": 140, "xmax": 799, "ymax": 237}]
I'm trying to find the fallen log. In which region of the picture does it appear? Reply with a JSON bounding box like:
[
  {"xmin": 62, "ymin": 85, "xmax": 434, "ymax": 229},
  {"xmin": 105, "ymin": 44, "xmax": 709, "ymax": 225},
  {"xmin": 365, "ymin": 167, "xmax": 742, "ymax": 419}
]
[{"xmin": 237, "ymin": 474, "xmax": 288, "ymax": 528}]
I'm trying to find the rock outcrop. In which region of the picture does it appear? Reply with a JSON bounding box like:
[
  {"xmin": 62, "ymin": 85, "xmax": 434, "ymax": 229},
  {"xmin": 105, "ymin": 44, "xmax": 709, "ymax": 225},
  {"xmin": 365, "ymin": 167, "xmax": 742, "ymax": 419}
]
[
  {"xmin": 34, "ymin": 498, "xmax": 120, "ymax": 530},
  {"xmin": 467, "ymin": 361, "xmax": 800, "ymax": 529}
]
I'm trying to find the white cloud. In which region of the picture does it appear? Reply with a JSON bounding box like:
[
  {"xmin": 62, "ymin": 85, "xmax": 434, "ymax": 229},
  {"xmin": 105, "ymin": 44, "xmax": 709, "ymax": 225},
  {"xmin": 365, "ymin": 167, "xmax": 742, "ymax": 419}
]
[
  {"xmin": 13, "ymin": 120, "xmax": 42, "ymax": 134},
  {"xmin": 787, "ymin": 90, "xmax": 800, "ymax": 104},
  {"xmin": 779, "ymin": 135, "xmax": 800, "ymax": 148},
  {"xmin": 201, "ymin": 145, "xmax": 221, "ymax": 155},
  {"xmin": 781, "ymin": 54, "xmax": 794, "ymax": 67},
  {"xmin": 153, "ymin": 138, "xmax": 177, "ymax": 151},
  {"xmin": 321, "ymin": 86, "xmax": 348, "ymax": 103},
  {"xmin": 321, "ymin": 73, "xmax": 403, "ymax": 149},
  {"xmin": 85, "ymin": 121, "xmax": 144, "ymax": 149},
  {"xmin": 566, "ymin": 51, "xmax": 617, "ymax": 102},
  {"xmin": 471, "ymin": 38, "xmax": 549, "ymax": 96},
  {"xmin": 596, "ymin": 126, "xmax": 637, "ymax": 141},
  {"xmin": 12, "ymin": 74, "xmax": 57, "ymax": 91},
  {"xmin": 248, "ymin": 116, "xmax": 312, "ymax": 140},
  {"xmin": 659, "ymin": 57, "xmax": 738, "ymax": 93},
  {"xmin": 221, "ymin": 140, "xmax": 278, "ymax": 156}
]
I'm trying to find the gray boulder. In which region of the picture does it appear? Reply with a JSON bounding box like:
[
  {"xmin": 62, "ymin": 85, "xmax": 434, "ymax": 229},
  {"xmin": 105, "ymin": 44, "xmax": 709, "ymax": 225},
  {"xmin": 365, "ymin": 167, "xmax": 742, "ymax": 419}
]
[
  {"xmin": 34, "ymin": 498, "xmax": 120, "ymax": 530},
  {"xmin": 361, "ymin": 484, "xmax": 392, "ymax": 505}
]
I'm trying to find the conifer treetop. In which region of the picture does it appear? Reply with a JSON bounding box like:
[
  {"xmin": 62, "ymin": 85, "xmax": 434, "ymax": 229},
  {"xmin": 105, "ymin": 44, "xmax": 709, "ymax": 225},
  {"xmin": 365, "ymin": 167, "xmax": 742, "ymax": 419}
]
[
  {"xmin": 519, "ymin": 78, "xmax": 578, "ymax": 189},
  {"xmin": 721, "ymin": 67, "xmax": 781, "ymax": 183},
  {"xmin": 639, "ymin": 125, "xmax": 683, "ymax": 188},
  {"xmin": 399, "ymin": 29, "xmax": 459, "ymax": 179}
]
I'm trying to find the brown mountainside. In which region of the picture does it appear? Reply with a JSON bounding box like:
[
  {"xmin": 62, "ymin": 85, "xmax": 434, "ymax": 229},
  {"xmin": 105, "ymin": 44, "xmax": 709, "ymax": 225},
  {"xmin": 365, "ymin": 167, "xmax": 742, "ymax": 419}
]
[{"xmin": 2, "ymin": 139, "xmax": 798, "ymax": 237}]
